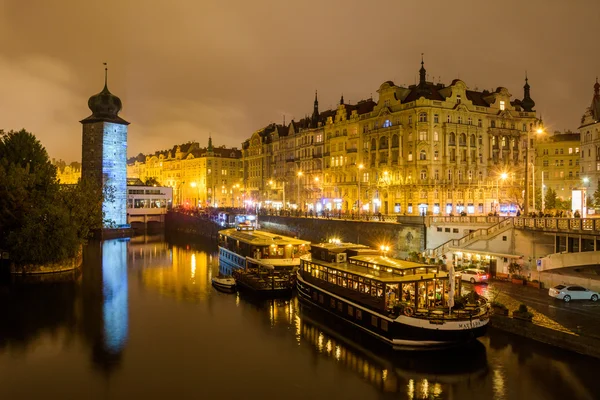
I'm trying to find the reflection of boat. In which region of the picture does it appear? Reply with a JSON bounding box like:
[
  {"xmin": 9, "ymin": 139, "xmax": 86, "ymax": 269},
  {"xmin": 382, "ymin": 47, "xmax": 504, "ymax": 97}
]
[
  {"xmin": 211, "ymin": 276, "xmax": 236, "ymax": 292},
  {"xmin": 218, "ymin": 228, "xmax": 309, "ymax": 296},
  {"xmin": 299, "ymin": 303, "xmax": 488, "ymax": 395},
  {"xmin": 297, "ymin": 242, "xmax": 489, "ymax": 349}
]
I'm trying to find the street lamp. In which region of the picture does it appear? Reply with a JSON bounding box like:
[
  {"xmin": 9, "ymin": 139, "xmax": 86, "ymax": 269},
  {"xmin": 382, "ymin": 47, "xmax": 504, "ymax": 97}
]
[
  {"xmin": 232, "ymin": 183, "xmax": 240, "ymax": 208},
  {"xmin": 190, "ymin": 182, "xmax": 198, "ymax": 208},
  {"xmin": 297, "ymin": 171, "xmax": 303, "ymax": 210},
  {"xmin": 357, "ymin": 164, "xmax": 364, "ymax": 217},
  {"xmin": 525, "ymin": 126, "xmax": 544, "ymax": 215},
  {"xmin": 496, "ymin": 172, "xmax": 508, "ymax": 213}
]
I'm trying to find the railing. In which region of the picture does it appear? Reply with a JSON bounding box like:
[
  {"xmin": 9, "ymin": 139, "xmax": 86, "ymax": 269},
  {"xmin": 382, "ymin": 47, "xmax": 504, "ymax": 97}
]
[
  {"xmin": 514, "ymin": 217, "xmax": 600, "ymax": 232},
  {"xmin": 428, "ymin": 216, "xmax": 509, "ymax": 225}
]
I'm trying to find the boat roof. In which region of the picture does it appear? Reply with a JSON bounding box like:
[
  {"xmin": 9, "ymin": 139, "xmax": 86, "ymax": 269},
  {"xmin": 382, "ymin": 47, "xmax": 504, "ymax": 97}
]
[
  {"xmin": 219, "ymin": 228, "xmax": 310, "ymax": 247},
  {"xmin": 303, "ymin": 255, "xmax": 448, "ymax": 284},
  {"xmin": 350, "ymin": 255, "xmax": 429, "ymax": 271}
]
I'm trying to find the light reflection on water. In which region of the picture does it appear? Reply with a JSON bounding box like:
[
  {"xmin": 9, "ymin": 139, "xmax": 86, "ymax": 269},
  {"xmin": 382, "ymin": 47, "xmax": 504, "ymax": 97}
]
[{"xmin": 0, "ymin": 234, "xmax": 599, "ymax": 400}]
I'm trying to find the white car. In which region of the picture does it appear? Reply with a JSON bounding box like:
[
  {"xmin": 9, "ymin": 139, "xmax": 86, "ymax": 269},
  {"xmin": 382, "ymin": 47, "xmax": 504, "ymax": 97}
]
[
  {"xmin": 548, "ymin": 285, "xmax": 599, "ymax": 303},
  {"xmin": 460, "ymin": 268, "xmax": 488, "ymax": 284}
]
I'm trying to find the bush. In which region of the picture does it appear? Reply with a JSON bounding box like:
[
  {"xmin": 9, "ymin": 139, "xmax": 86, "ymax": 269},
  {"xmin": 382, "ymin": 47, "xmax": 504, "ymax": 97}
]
[
  {"xmin": 518, "ymin": 304, "xmax": 528, "ymax": 313},
  {"xmin": 508, "ymin": 262, "xmax": 522, "ymax": 275},
  {"xmin": 491, "ymin": 301, "xmax": 507, "ymax": 310}
]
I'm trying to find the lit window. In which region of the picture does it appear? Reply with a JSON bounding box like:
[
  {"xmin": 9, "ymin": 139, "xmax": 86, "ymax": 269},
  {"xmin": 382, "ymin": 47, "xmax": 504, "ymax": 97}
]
[
  {"xmin": 408, "ymin": 152, "xmax": 413, "ymax": 161},
  {"xmin": 434, "ymin": 114, "xmax": 439, "ymax": 123},
  {"xmin": 419, "ymin": 131, "xmax": 427, "ymax": 141},
  {"xmin": 500, "ymin": 100, "xmax": 505, "ymax": 111},
  {"xmin": 383, "ymin": 119, "xmax": 392, "ymax": 128}
]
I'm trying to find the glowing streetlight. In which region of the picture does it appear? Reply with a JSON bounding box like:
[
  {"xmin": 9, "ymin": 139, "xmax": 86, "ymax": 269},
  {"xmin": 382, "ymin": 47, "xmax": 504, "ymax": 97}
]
[
  {"xmin": 357, "ymin": 164, "xmax": 364, "ymax": 217},
  {"xmin": 297, "ymin": 171, "xmax": 303, "ymax": 210},
  {"xmin": 190, "ymin": 182, "xmax": 199, "ymax": 207}
]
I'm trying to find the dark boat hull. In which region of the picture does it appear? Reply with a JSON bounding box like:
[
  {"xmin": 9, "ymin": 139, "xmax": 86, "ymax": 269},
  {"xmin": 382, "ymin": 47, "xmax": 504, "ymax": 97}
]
[{"xmin": 297, "ymin": 274, "xmax": 487, "ymax": 350}]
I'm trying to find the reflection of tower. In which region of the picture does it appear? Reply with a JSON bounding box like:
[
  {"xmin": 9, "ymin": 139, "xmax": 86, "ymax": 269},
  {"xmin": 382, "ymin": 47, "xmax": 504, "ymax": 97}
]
[
  {"xmin": 80, "ymin": 65, "xmax": 129, "ymax": 229},
  {"xmin": 82, "ymin": 239, "xmax": 129, "ymax": 373}
]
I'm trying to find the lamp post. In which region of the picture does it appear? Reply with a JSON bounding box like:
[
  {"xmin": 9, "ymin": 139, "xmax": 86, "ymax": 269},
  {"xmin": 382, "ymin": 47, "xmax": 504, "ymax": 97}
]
[
  {"xmin": 190, "ymin": 181, "xmax": 198, "ymax": 208},
  {"xmin": 496, "ymin": 172, "xmax": 508, "ymax": 213},
  {"xmin": 297, "ymin": 171, "xmax": 303, "ymax": 210},
  {"xmin": 524, "ymin": 127, "xmax": 544, "ymax": 215},
  {"xmin": 357, "ymin": 164, "xmax": 364, "ymax": 217}
]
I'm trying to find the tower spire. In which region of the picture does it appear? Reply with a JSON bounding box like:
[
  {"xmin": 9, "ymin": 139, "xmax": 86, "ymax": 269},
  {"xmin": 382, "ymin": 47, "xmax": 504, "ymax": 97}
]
[
  {"xmin": 208, "ymin": 133, "xmax": 213, "ymax": 152},
  {"xmin": 419, "ymin": 53, "xmax": 426, "ymax": 85},
  {"xmin": 340, "ymin": 93, "xmax": 344, "ymax": 105},
  {"xmin": 103, "ymin": 62, "xmax": 108, "ymax": 88},
  {"xmin": 521, "ymin": 72, "xmax": 535, "ymax": 112},
  {"xmin": 311, "ymin": 90, "xmax": 320, "ymax": 128}
]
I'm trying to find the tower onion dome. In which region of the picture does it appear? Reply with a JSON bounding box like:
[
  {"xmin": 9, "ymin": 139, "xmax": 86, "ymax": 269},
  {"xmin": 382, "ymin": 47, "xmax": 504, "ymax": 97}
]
[
  {"xmin": 521, "ymin": 75, "xmax": 535, "ymax": 112},
  {"xmin": 88, "ymin": 83, "xmax": 123, "ymax": 119},
  {"xmin": 81, "ymin": 65, "xmax": 129, "ymax": 125}
]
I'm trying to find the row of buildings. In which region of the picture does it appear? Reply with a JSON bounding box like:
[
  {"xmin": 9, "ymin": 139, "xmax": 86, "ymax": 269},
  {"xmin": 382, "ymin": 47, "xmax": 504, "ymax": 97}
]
[{"xmin": 57, "ymin": 62, "xmax": 600, "ymax": 215}]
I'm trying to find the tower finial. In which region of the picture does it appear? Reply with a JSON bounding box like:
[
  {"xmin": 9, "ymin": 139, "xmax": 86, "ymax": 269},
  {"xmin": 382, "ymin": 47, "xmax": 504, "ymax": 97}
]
[
  {"xmin": 103, "ymin": 62, "xmax": 108, "ymax": 88},
  {"xmin": 340, "ymin": 93, "xmax": 344, "ymax": 105},
  {"xmin": 421, "ymin": 53, "xmax": 424, "ymax": 65}
]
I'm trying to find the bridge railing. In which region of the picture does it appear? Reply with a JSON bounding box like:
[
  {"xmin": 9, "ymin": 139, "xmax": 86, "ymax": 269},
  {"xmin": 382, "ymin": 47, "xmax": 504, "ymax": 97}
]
[
  {"xmin": 514, "ymin": 217, "xmax": 600, "ymax": 232},
  {"xmin": 427, "ymin": 216, "xmax": 509, "ymax": 225}
]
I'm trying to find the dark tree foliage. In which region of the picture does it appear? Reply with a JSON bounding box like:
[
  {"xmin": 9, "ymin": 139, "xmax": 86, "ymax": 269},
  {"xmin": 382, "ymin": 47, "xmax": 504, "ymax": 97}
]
[
  {"xmin": 0, "ymin": 129, "xmax": 103, "ymax": 265},
  {"xmin": 144, "ymin": 176, "xmax": 161, "ymax": 186}
]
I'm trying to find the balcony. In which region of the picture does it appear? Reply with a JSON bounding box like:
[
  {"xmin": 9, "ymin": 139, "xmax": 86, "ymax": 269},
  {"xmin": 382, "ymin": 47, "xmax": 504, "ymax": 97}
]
[
  {"xmin": 312, "ymin": 153, "xmax": 322, "ymax": 158},
  {"xmin": 286, "ymin": 157, "xmax": 295, "ymax": 162},
  {"xmin": 346, "ymin": 148, "xmax": 357, "ymax": 153}
]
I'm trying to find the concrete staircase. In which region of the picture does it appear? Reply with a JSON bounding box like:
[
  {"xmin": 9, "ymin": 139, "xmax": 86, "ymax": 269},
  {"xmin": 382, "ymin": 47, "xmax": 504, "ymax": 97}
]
[{"xmin": 427, "ymin": 218, "xmax": 514, "ymax": 258}]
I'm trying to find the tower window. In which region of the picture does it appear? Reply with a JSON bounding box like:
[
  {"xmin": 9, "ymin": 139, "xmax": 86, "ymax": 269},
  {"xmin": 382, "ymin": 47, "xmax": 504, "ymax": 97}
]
[{"xmin": 500, "ymin": 101, "xmax": 505, "ymax": 111}]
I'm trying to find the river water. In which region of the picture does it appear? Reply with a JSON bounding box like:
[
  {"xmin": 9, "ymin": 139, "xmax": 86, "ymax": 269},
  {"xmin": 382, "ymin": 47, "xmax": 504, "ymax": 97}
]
[{"xmin": 1, "ymin": 234, "xmax": 598, "ymax": 400}]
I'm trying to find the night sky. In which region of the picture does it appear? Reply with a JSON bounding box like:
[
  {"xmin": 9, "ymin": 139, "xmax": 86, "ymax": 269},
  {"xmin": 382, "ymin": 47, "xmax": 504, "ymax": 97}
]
[{"xmin": 1, "ymin": 0, "xmax": 599, "ymax": 161}]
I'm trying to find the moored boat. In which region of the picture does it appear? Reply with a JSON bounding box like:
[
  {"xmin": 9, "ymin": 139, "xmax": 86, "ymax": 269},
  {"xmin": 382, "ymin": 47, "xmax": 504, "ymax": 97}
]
[
  {"xmin": 211, "ymin": 276, "xmax": 236, "ymax": 292},
  {"xmin": 218, "ymin": 226, "xmax": 310, "ymax": 296},
  {"xmin": 297, "ymin": 242, "xmax": 489, "ymax": 349}
]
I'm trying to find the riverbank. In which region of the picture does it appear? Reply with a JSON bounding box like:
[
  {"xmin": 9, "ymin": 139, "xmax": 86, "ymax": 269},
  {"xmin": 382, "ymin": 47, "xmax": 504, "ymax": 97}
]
[
  {"xmin": 489, "ymin": 313, "xmax": 600, "ymax": 359},
  {"xmin": 8, "ymin": 249, "xmax": 82, "ymax": 275}
]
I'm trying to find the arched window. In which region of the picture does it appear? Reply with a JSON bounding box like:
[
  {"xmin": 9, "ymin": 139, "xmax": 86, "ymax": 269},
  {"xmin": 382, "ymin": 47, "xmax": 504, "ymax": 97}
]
[
  {"xmin": 408, "ymin": 115, "xmax": 413, "ymax": 124},
  {"xmin": 449, "ymin": 132, "xmax": 456, "ymax": 145},
  {"xmin": 420, "ymin": 170, "xmax": 427, "ymax": 180},
  {"xmin": 491, "ymin": 120, "xmax": 496, "ymax": 128},
  {"xmin": 419, "ymin": 150, "xmax": 427, "ymax": 160},
  {"xmin": 457, "ymin": 116, "xmax": 462, "ymax": 124},
  {"xmin": 391, "ymin": 134, "xmax": 399, "ymax": 147},
  {"xmin": 380, "ymin": 136, "xmax": 388, "ymax": 149},
  {"xmin": 459, "ymin": 133, "xmax": 466, "ymax": 146},
  {"xmin": 469, "ymin": 134, "xmax": 476, "ymax": 147},
  {"xmin": 371, "ymin": 138, "xmax": 377, "ymax": 150},
  {"xmin": 434, "ymin": 150, "xmax": 439, "ymax": 160},
  {"xmin": 419, "ymin": 112, "xmax": 427, "ymax": 122},
  {"xmin": 408, "ymin": 151, "xmax": 413, "ymax": 161}
]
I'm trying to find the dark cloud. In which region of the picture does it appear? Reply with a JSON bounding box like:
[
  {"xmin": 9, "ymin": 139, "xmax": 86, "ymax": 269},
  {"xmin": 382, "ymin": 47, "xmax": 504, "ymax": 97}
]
[{"xmin": 1, "ymin": 0, "xmax": 599, "ymax": 161}]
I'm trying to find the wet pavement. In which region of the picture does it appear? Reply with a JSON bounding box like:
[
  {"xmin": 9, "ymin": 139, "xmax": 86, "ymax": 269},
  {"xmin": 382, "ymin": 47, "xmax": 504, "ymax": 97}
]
[{"xmin": 467, "ymin": 280, "xmax": 600, "ymax": 338}]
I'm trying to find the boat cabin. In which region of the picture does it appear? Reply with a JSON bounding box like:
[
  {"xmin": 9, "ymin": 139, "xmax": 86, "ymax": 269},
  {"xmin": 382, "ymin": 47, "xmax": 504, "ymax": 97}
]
[
  {"xmin": 219, "ymin": 228, "xmax": 310, "ymax": 267},
  {"xmin": 301, "ymin": 243, "xmax": 462, "ymax": 316}
]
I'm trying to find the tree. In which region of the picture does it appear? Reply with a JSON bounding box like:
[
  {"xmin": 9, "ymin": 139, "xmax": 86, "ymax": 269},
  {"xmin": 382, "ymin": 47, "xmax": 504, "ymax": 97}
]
[
  {"xmin": 544, "ymin": 188, "xmax": 558, "ymax": 210},
  {"xmin": 593, "ymin": 188, "xmax": 600, "ymax": 209},
  {"xmin": 144, "ymin": 176, "xmax": 161, "ymax": 186},
  {"xmin": 0, "ymin": 129, "xmax": 103, "ymax": 265}
]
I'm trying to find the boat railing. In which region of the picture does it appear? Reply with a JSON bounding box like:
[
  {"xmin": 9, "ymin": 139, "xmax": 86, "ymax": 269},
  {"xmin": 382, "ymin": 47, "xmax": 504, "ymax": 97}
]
[{"xmin": 390, "ymin": 301, "xmax": 489, "ymax": 322}]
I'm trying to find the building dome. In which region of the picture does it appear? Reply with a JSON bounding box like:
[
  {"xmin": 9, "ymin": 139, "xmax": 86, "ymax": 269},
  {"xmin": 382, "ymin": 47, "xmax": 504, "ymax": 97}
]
[{"xmin": 87, "ymin": 83, "xmax": 123, "ymax": 119}]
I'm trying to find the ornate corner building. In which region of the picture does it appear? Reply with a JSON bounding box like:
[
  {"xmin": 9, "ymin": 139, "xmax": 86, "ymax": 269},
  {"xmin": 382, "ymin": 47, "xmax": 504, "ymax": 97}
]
[
  {"xmin": 243, "ymin": 60, "xmax": 541, "ymax": 215},
  {"xmin": 579, "ymin": 79, "xmax": 600, "ymax": 196}
]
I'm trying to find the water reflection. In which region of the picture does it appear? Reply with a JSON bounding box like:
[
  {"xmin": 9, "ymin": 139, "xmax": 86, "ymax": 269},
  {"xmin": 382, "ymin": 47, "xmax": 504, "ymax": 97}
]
[
  {"xmin": 81, "ymin": 238, "xmax": 129, "ymax": 372},
  {"xmin": 297, "ymin": 303, "xmax": 489, "ymax": 398}
]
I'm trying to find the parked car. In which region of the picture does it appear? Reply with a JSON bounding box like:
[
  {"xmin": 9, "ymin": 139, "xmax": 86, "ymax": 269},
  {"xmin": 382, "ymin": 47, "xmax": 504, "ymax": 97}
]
[
  {"xmin": 548, "ymin": 285, "xmax": 599, "ymax": 302},
  {"xmin": 460, "ymin": 269, "xmax": 488, "ymax": 284}
]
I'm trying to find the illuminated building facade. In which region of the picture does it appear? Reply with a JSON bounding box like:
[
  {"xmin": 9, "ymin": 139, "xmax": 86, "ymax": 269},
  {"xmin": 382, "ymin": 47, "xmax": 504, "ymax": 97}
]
[
  {"xmin": 54, "ymin": 160, "xmax": 81, "ymax": 184},
  {"xmin": 80, "ymin": 70, "xmax": 129, "ymax": 228},
  {"xmin": 579, "ymin": 79, "xmax": 600, "ymax": 196},
  {"xmin": 243, "ymin": 60, "xmax": 542, "ymax": 215},
  {"xmin": 534, "ymin": 131, "xmax": 580, "ymax": 201},
  {"xmin": 127, "ymin": 136, "xmax": 243, "ymax": 207}
]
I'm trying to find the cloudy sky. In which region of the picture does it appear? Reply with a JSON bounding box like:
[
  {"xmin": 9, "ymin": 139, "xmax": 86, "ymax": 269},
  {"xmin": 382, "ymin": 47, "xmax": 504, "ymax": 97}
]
[{"xmin": 1, "ymin": 0, "xmax": 599, "ymax": 161}]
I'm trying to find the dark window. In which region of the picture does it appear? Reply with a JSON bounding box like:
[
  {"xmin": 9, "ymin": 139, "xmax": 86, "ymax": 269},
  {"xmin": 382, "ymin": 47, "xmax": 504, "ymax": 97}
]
[
  {"xmin": 356, "ymin": 309, "xmax": 362, "ymax": 320},
  {"xmin": 337, "ymin": 301, "xmax": 343, "ymax": 312},
  {"xmin": 348, "ymin": 305, "xmax": 354, "ymax": 317},
  {"xmin": 445, "ymin": 228, "xmax": 450, "ymax": 232},
  {"xmin": 381, "ymin": 320, "xmax": 388, "ymax": 331},
  {"xmin": 453, "ymin": 228, "xmax": 459, "ymax": 233},
  {"xmin": 330, "ymin": 298, "xmax": 336, "ymax": 308},
  {"xmin": 437, "ymin": 227, "xmax": 442, "ymax": 232},
  {"xmin": 502, "ymin": 236, "xmax": 507, "ymax": 241},
  {"xmin": 371, "ymin": 315, "xmax": 378, "ymax": 327}
]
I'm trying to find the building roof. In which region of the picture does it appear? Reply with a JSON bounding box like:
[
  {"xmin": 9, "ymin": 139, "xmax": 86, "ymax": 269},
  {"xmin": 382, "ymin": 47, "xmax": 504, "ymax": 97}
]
[{"xmin": 219, "ymin": 228, "xmax": 310, "ymax": 247}]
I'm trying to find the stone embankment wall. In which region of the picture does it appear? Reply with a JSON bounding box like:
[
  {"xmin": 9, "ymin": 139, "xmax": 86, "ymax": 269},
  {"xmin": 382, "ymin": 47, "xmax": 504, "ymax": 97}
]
[
  {"xmin": 165, "ymin": 212, "xmax": 220, "ymax": 239},
  {"xmin": 258, "ymin": 216, "xmax": 425, "ymax": 257},
  {"xmin": 490, "ymin": 314, "xmax": 600, "ymax": 359},
  {"xmin": 10, "ymin": 249, "xmax": 83, "ymax": 275}
]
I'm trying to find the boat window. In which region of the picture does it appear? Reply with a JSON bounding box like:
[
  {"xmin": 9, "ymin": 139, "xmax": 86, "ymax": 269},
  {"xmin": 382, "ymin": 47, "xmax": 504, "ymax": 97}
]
[
  {"xmin": 356, "ymin": 309, "xmax": 362, "ymax": 320},
  {"xmin": 371, "ymin": 315, "xmax": 378, "ymax": 327},
  {"xmin": 348, "ymin": 305, "xmax": 354, "ymax": 317},
  {"xmin": 330, "ymin": 298, "xmax": 336, "ymax": 308},
  {"xmin": 381, "ymin": 320, "xmax": 388, "ymax": 331},
  {"xmin": 386, "ymin": 284, "xmax": 399, "ymax": 310}
]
